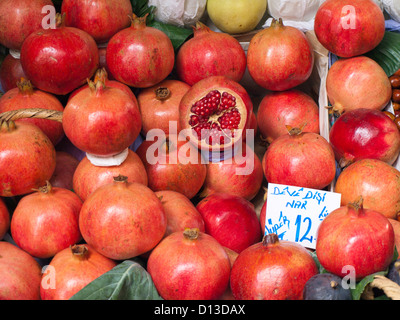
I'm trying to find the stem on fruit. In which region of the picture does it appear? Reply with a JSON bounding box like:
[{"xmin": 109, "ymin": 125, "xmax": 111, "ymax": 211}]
[
  {"xmin": 113, "ymin": 175, "xmax": 128, "ymax": 183},
  {"xmin": 262, "ymin": 233, "xmax": 279, "ymax": 246},
  {"xmin": 16, "ymin": 78, "xmax": 35, "ymax": 95},
  {"xmin": 155, "ymin": 87, "xmax": 171, "ymax": 101},
  {"xmin": 183, "ymin": 228, "xmax": 199, "ymax": 240},
  {"xmin": 32, "ymin": 180, "xmax": 53, "ymax": 194},
  {"xmin": 0, "ymin": 119, "xmax": 16, "ymax": 132},
  {"xmin": 71, "ymin": 244, "xmax": 89, "ymax": 260}
]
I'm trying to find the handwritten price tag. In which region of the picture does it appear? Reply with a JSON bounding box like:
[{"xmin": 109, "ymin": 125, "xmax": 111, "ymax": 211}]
[{"xmin": 263, "ymin": 183, "xmax": 341, "ymax": 249}]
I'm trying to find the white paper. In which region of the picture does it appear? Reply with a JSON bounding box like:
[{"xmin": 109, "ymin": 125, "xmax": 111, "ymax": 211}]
[{"xmin": 86, "ymin": 148, "xmax": 129, "ymax": 167}]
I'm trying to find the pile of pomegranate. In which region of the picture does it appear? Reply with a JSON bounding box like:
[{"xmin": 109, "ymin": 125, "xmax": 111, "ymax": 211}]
[{"xmin": 1, "ymin": 0, "xmax": 400, "ymax": 301}]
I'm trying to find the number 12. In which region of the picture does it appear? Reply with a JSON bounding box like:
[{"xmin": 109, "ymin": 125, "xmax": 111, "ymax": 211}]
[{"xmin": 294, "ymin": 215, "xmax": 313, "ymax": 243}]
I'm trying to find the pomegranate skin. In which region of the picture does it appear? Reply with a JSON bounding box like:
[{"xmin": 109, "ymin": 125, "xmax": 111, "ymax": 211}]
[
  {"xmin": 0, "ymin": 0, "xmax": 54, "ymax": 50},
  {"xmin": 196, "ymin": 193, "xmax": 262, "ymax": 253},
  {"xmin": 329, "ymin": 108, "xmax": 400, "ymax": 167},
  {"xmin": 262, "ymin": 130, "xmax": 336, "ymax": 190},
  {"xmin": 0, "ymin": 54, "xmax": 27, "ymax": 93},
  {"xmin": 106, "ymin": 14, "xmax": 175, "ymax": 88},
  {"xmin": 176, "ymin": 22, "xmax": 247, "ymax": 86},
  {"xmin": 230, "ymin": 234, "xmax": 318, "ymax": 300},
  {"xmin": 316, "ymin": 199, "xmax": 395, "ymax": 280},
  {"xmin": 0, "ymin": 121, "xmax": 56, "ymax": 197},
  {"xmin": 247, "ymin": 18, "xmax": 314, "ymax": 91},
  {"xmin": 49, "ymin": 151, "xmax": 79, "ymax": 190},
  {"xmin": 147, "ymin": 229, "xmax": 231, "ymax": 300},
  {"xmin": 327, "ymin": 56, "xmax": 392, "ymax": 115},
  {"xmin": 257, "ymin": 89, "xmax": 320, "ymax": 144},
  {"xmin": 40, "ymin": 244, "xmax": 117, "ymax": 300},
  {"xmin": 0, "ymin": 242, "xmax": 42, "ymax": 300},
  {"xmin": 314, "ymin": 0, "xmax": 385, "ymax": 58},
  {"xmin": 10, "ymin": 183, "xmax": 83, "ymax": 259},
  {"xmin": 20, "ymin": 18, "xmax": 99, "ymax": 95},
  {"xmin": 334, "ymin": 159, "xmax": 400, "ymax": 219},
  {"xmin": 79, "ymin": 176, "xmax": 167, "ymax": 260},
  {"xmin": 61, "ymin": 0, "xmax": 133, "ymax": 44},
  {"xmin": 0, "ymin": 198, "xmax": 10, "ymax": 240}
]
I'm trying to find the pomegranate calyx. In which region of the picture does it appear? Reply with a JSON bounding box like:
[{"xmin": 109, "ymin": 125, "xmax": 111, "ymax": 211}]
[
  {"xmin": 94, "ymin": 68, "xmax": 109, "ymax": 83},
  {"xmin": 129, "ymin": 13, "xmax": 148, "ymax": 30},
  {"xmin": 348, "ymin": 196, "xmax": 365, "ymax": 215},
  {"xmin": 0, "ymin": 120, "xmax": 16, "ymax": 133},
  {"xmin": 113, "ymin": 175, "xmax": 128, "ymax": 183},
  {"xmin": 262, "ymin": 233, "xmax": 279, "ymax": 246},
  {"xmin": 270, "ymin": 18, "xmax": 284, "ymax": 28},
  {"xmin": 71, "ymin": 244, "xmax": 89, "ymax": 259},
  {"xmin": 285, "ymin": 125, "xmax": 303, "ymax": 136},
  {"xmin": 183, "ymin": 228, "xmax": 200, "ymax": 240},
  {"xmin": 16, "ymin": 78, "xmax": 35, "ymax": 95},
  {"xmin": 55, "ymin": 13, "xmax": 66, "ymax": 28},
  {"xmin": 32, "ymin": 180, "xmax": 53, "ymax": 194},
  {"xmin": 155, "ymin": 87, "xmax": 171, "ymax": 101},
  {"xmin": 193, "ymin": 21, "xmax": 212, "ymax": 35},
  {"xmin": 88, "ymin": 78, "xmax": 106, "ymax": 96}
]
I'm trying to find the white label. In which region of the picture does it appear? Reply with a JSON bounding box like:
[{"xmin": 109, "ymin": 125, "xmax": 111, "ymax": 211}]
[{"xmin": 263, "ymin": 183, "xmax": 342, "ymax": 249}]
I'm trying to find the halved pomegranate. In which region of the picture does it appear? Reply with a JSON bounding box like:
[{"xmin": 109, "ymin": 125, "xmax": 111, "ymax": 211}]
[{"xmin": 179, "ymin": 76, "xmax": 253, "ymax": 153}]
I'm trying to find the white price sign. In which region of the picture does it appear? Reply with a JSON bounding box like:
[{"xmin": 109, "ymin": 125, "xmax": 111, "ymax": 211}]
[{"xmin": 263, "ymin": 183, "xmax": 342, "ymax": 249}]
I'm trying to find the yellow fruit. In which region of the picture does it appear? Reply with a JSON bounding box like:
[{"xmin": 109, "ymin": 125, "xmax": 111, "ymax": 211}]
[{"xmin": 206, "ymin": 0, "xmax": 267, "ymax": 34}]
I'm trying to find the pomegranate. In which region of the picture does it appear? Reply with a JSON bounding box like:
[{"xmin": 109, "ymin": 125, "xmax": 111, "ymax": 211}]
[
  {"xmin": 10, "ymin": 181, "xmax": 82, "ymax": 259},
  {"xmin": 61, "ymin": 0, "xmax": 133, "ymax": 44},
  {"xmin": 230, "ymin": 233, "xmax": 318, "ymax": 300},
  {"xmin": 196, "ymin": 193, "xmax": 262, "ymax": 253},
  {"xmin": 0, "ymin": 54, "xmax": 27, "ymax": 93},
  {"xmin": 389, "ymin": 219, "xmax": 400, "ymax": 254},
  {"xmin": 314, "ymin": 0, "xmax": 385, "ymax": 58},
  {"xmin": 262, "ymin": 128, "xmax": 336, "ymax": 190},
  {"xmin": 0, "ymin": 0, "xmax": 54, "ymax": 50},
  {"xmin": 79, "ymin": 175, "xmax": 167, "ymax": 260},
  {"xmin": 175, "ymin": 21, "xmax": 246, "ymax": 86},
  {"xmin": 49, "ymin": 151, "xmax": 79, "ymax": 190},
  {"xmin": 136, "ymin": 135, "xmax": 207, "ymax": 199},
  {"xmin": 219, "ymin": 246, "xmax": 239, "ymax": 300},
  {"xmin": 62, "ymin": 77, "xmax": 142, "ymax": 157},
  {"xmin": 40, "ymin": 244, "xmax": 117, "ymax": 300},
  {"xmin": 200, "ymin": 143, "xmax": 264, "ymax": 201},
  {"xmin": 316, "ymin": 197, "xmax": 395, "ymax": 280},
  {"xmin": 0, "ymin": 241, "xmax": 42, "ymax": 300},
  {"xmin": 20, "ymin": 13, "xmax": 99, "ymax": 95},
  {"xmin": 98, "ymin": 47, "xmax": 114, "ymax": 80},
  {"xmin": 155, "ymin": 190, "xmax": 205, "ymax": 237},
  {"xmin": 0, "ymin": 198, "xmax": 10, "ymax": 240},
  {"xmin": 257, "ymin": 89, "xmax": 320, "ymax": 144},
  {"xmin": 329, "ymin": 108, "xmax": 400, "ymax": 167},
  {"xmin": 247, "ymin": 18, "xmax": 314, "ymax": 91},
  {"xmin": 72, "ymin": 149, "xmax": 148, "ymax": 202},
  {"xmin": 137, "ymin": 79, "xmax": 191, "ymax": 136},
  {"xmin": 147, "ymin": 228, "xmax": 231, "ymax": 300},
  {"xmin": 0, "ymin": 120, "xmax": 56, "ymax": 197},
  {"xmin": 334, "ymin": 158, "xmax": 400, "ymax": 219},
  {"xmin": 0, "ymin": 78, "xmax": 64, "ymax": 145},
  {"xmin": 179, "ymin": 75, "xmax": 253, "ymax": 153},
  {"xmin": 106, "ymin": 14, "xmax": 175, "ymax": 88},
  {"xmin": 68, "ymin": 68, "xmax": 137, "ymax": 103},
  {"xmin": 326, "ymin": 56, "xmax": 392, "ymax": 116}
]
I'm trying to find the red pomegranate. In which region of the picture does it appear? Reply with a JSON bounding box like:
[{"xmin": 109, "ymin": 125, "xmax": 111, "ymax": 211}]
[
  {"xmin": 155, "ymin": 190, "xmax": 205, "ymax": 237},
  {"xmin": 10, "ymin": 181, "xmax": 82, "ymax": 259},
  {"xmin": 61, "ymin": 0, "xmax": 133, "ymax": 44},
  {"xmin": 79, "ymin": 175, "xmax": 167, "ymax": 260},
  {"xmin": 262, "ymin": 128, "xmax": 336, "ymax": 190},
  {"xmin": 230, "ymin": 233, "xmax": 318, "ymax": 300},
  {"xmin": 97, "ymin": 47, "xmax": 114, "ymax": 80},
  {"xmin": 20, "ymin": 13, "xmax": 99, "ymax": 95},
  {"xmin": 179, "ymin": 75, "xmax": 253, "ymax": 153},
  {"xmin": 0, "ymin": 0, "xmax": 54, "ymax": 50},
  {"xmin": 40, "ymin": 244, "xmax": 117, "ymax": 300},
  {"xmin": 0, "ymin": 54, "xmax": 27, "ymax": 92},
  {"xmin": 68, "ymin": 68, "xmax": 137, "ymax": 103},
  {"xmin": 247, "ymin": 18, "xmax": 314, "ymax": 91},
  {"xmin": 176, "ymin": 22, "xmax": 246, "ymax": 86},
  {"xmin": 326, "ymin": 56, "xmax": 392, "ymax": 116},
  {"xmin": 196, "ymin": 193, "xmax": 262, "ymax": 253},
  {"xmin": 0, "ymin": 198, "xmax": 10, "ymax": 240},
  {"xmin": 314, "ymin": 0, "xmax": 385, "ymax": 58},
  {"xmin": 0, "ymin": 241, "xmax": 42, "ymax": 300},
  {"xmin": 334, "ymin": 159, "xmax": 400, "ymax": 219},
  {"xmin": 316, "ymin": 197, "xmax": 395, "ymax": 280},
  {"xmin": 0, "ymin": 78, "xmax": 64, "ymax": 145},
  {"xmin": 138, "ymin": 79, "xmax": 191, "ymax": 136},
  {"xmin": 49, "ymin": 151, "xmax": 79, "ymax": 190},
  {"xmin": 106, "ymin": 14, "xmax": 175, "ymax": 88},
  {"xmin": 147, "ymin": 228, "xmax": 231, "ymax": 300},
  {"xmin": 62, "ymin": 77, "xmax": 142, "ymax": 157},
  {"xmin": 329, "ymin": 108, "xmax": 400, "ymax": 167},
  {"xmin": 257, "ymin": 89, "xmax": 320, "ymax": 144},
  {"xmin": 0, "ymin": 120, "xmax": 56, "ymax": 197},
  {"xmin": 72, "ymin": 149, "xmax": 148, "ymax": 202},
  {"xmin": 200, "ymin": 143, "xmax": 264, "ymax": 201},
  {"xmin": 136, "ymin": 135, "xmax": 207, "ymax": 199}
]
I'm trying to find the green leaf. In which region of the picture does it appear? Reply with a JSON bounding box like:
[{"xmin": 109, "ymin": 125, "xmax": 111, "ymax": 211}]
[
  {"xmin": 366, "ymin": 31, "xmax": 400, "ymax": 76},
  {"xmin": 69, "ymin": 259, "xmax": 163, "ymax": 300},
  {"xmin": 148, "ymin": 21, "xmax": 193, "ymax": 51},
  {"xmin": 350, "ymin": 271, "xmax": 387, "ymax": 300}
]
